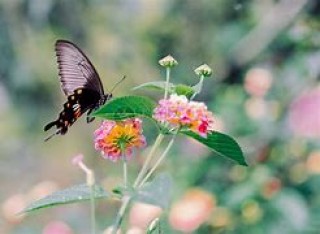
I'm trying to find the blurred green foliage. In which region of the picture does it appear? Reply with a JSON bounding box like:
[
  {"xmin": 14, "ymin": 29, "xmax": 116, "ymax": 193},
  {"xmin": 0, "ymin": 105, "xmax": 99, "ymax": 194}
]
[{"xmin": 0, "ymin": 0, "xmax": 320, "ymax": 233}]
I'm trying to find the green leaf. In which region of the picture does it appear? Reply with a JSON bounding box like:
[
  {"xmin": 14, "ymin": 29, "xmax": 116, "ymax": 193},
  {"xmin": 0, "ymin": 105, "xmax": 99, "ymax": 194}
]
[
  {"xmin": 22, "ymin": 184, "xmax": 108, "ymax": 213},
  {"xmin": 181, "ymin": 131, "xmax": 247, "ymax": 166},
  {"xmin": 133, "ymin": 81, "xmax": 174, "ymax": 92},
  {"xmin": 174, "ymin": 84, "xmax": 195, "ymax": 98},
  {"xmin": 134, "ymin": 173, "xmax": 173, "ymax": 209},
  {"xmin": 133, "ymin": 81, "xmax": 195, "ymax": 99},
  {"xmin": 92, "ymin": 96, "xmax": 157, "ymax": 120}
]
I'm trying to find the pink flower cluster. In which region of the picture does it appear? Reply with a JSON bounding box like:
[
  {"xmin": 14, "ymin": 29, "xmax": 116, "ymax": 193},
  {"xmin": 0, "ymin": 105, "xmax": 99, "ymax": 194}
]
[
  {"xmin": 94, "ymin": 118, "xmax": 146, "ymax": 161},
  {"xmin": 153, "ymin": 94, "xmax": 214, "ymax": 137}
]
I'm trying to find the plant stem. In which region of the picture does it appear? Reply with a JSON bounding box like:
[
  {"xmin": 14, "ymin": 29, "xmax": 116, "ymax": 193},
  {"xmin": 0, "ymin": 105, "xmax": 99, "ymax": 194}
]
[
  {"xmin": 122, "ymin": 155, "xmax": 128, "ymax": 189},
  {"xmin": 164, "ymin": 67, "xmax": 171, "ymax": 99},
  {"xmin": 112, "ymin": 196, "xmax": 131, "ymax": 234},
  {"xmin": 89, "ymin": 184, "xmax": 96, "ymax": 234},
  {"xmin": 138, "ymin": 134, "xmax": 176, "ymax": 187},
  {"xmin": 111, "ymin": 134, "xmax": 164, "ymax": 232},
  {"xmin": 81, "ymin": 166, "xmax": 96, "ymax": 234},
  {"xmin": 191, "ymin": 75, "xmax": 204, "ymax": 100},
  {"xmin": 133, "ymin": 133, "xmax": 164, "ymax": 188}
]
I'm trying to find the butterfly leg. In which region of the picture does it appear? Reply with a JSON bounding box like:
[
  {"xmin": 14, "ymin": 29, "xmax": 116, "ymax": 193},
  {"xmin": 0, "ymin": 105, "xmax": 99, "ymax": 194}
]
[{"xmin": 86, "ymin": 108, "xmax": 95, "ymax": 123}]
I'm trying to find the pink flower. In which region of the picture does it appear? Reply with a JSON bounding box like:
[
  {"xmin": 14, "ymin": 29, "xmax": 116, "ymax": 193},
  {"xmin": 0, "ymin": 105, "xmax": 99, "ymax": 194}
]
[
  {"xmin": 288, "ymin": 87, "xmax": 320, "ymax": 138},
  {"xmin": 244, "ymin": 68, "xmax": 273, "ymax": 97},
  {"xmin": 306, "ymin": 151, "xmax": 320, "ymax": 174},
  {"xmin": 42, "ymin": 221, "xmax": 73, "ymax": 234},
  {"xmin": 129, "ymin": 202, "xmax": 163, "ymax": 230},
  {"xmin": 94, "ymin": 118, "xmax": 146, "ymax": 161},
  {"xmin": 2, "ymin": 193, "xmax": 26, "ymax": 223},
  {"xmin": 72, "ymin": 154, "xmax": 84, "ymax": 165},
  {"xmin": 153, "ymin": 94, "xmax": 214, "ymax": 137},
  {"xmin": 169, "ymin": 188, "xmax": 216, "ymax": 232}
]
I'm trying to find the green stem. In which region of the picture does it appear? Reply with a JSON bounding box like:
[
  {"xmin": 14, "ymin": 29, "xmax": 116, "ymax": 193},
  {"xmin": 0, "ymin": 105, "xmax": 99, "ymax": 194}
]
[
  {"xmin": 133, "ymin": 133, "xmax": 164, "ymax": 188},
  {"xmin": 112, "ymin": 196, "xmax": 131, "ymax": 234},
  {"xmin": 122, "ymin": 155, "xmax": 128, "ymax": 189},
  {"xmin": 111, "ymin": 135, "xmax": 165, "ymax": 233},
  {"xmin": 138, "ymin": 134, "xmax": 176, "ymax": 188},
  {"xmin": 89, "ymin": 184, "xmax": 96, "ymax": 234},
  {"xmin": 164, "ymin": 67, "xmax": 171, "ymax": 99},
  {"xmin": 190, "ymin": 75, "xmax": 204, "ymax": 100}
]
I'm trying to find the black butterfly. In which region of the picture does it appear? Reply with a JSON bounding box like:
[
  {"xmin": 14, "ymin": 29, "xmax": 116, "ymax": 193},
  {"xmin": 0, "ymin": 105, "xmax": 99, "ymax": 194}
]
[{"xmin": 44, "ymin": 40, "xmax": 112, "ymax": 141}]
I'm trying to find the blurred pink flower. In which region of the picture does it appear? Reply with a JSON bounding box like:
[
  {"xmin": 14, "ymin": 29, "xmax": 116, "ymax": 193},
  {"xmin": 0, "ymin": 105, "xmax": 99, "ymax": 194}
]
[
  {"xmin": 306, "ymin": 151, "xmax": 320, "ymax": 174},
  {"xmin": 244, "ymin": 68, "xmax": 273, "ymax": 97},
  {"xmin": 129, "ymin": 202, "xmax": 163, "ymax": 230},
  {"xmin": 2, "ymin": 193, "xmax": 26, "ymax": 223},
  {"xmin": 126, "ymin": 227, "xmax": 144, "ymax": 234},
  {"xmin": 94, "ymin": 118, "xmax": 146, "ymax": 161},
  {"xmin": 261, "ymin": 177, "xmax": 282, "ymax": 199},
  {"xmin": 288, "ymin": 87, "xmax": 320, "ymax": 138},
  {"xmin": 71, "ymin": 154, "xmax": 84, "ymax": 165},
  {"xmin": 153, "ymin": 94, "xmax": 214, "ymax": 137},
  {"xmin": 27, "ymin": 180, "xmax": 59, "ymax": 204},
  {"xmin": 42, "ymin": 221, "xmax": 73, "ymax": 234},
  {"xmin": 103, "ymin": 227, "xmax": 121, "ymax": 234},
  {"xmin": 169, "ymin": 188, "xmax": 215, "ymax": 232},
  {"xmin": 244, "ymin": 97, "xmax": 268, "ymax": 120}
]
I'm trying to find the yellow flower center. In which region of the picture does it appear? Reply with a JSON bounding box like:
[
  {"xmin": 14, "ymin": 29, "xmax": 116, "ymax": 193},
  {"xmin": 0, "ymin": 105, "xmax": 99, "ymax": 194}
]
[{"xmin": 104, "ymin": 123, "xmax": 141, "ymax": 151}]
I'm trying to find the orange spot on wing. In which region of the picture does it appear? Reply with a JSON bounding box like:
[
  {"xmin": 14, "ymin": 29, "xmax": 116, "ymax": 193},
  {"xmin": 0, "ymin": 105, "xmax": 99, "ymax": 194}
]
[{"xmin": 74, "ymin": 108, "xmax": 82, "ymax": 118}]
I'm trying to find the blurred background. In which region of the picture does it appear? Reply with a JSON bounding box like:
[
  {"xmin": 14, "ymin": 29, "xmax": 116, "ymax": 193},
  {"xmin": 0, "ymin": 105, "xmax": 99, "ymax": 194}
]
[{"xmin": 0, "ymin": 0, "xmax": 320, "ymax": 233}]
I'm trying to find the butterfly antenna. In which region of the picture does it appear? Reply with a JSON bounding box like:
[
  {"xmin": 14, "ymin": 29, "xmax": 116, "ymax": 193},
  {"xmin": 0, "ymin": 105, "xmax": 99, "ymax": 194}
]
[{"xmin": 110, "ymin": 75, "xmax": 126, "ymax": 93}]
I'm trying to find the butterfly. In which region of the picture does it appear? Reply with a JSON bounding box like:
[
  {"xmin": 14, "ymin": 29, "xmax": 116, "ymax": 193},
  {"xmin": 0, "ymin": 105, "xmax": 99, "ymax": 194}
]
[{"xmin": 44, "ymin": 40, "xmax": 112, "ymax": 141}]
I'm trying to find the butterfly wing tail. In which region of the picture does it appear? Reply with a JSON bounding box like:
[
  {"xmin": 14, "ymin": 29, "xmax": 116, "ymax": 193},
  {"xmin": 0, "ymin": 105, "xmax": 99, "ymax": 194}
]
[
  {"xmin": 44, "ymin": 120, "xmax": 67, "ymax": 141},
  {"xmin": 44, "ymin": 121, "xmax": 57, "ymax": 131},
  {"xmin": 44, "ymin": 121, "xmax": 61, "ymax": 141}
]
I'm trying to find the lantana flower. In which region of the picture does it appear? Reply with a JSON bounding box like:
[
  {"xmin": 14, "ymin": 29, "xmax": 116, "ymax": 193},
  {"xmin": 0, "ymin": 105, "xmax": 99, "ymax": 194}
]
[
  {"xmin": 94, "ymin": 118, "xmax": 146, "ymax": 161},
  {"xmin": 153, "ymin": 94, "xmax": 214, "ymax": 137}
]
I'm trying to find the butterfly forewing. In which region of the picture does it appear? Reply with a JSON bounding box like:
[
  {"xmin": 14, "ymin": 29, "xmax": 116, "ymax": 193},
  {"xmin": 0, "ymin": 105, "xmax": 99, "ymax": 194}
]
[{"xmin": 55, "ymin": 40, "xmax": 104, "ymax": 96}]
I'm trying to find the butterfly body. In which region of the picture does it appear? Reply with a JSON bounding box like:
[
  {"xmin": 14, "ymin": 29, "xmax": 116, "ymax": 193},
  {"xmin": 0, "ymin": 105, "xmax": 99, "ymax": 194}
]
[{"xmin": 44, "ymin": 40, "xmax": 110, "ymax": 141}]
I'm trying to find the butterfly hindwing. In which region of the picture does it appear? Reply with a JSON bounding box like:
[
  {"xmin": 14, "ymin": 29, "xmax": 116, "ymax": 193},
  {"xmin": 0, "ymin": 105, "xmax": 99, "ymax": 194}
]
[{"xmin": 44, "ymin": 88, "xmax": 102, "ymax": 136}]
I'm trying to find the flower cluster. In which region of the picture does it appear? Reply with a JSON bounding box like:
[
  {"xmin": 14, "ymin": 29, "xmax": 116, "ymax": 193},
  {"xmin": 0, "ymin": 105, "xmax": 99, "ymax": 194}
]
[
  {"xmin": 94, "ymin": 118, "xmax": 146, "ymax": 161},
  {"xmin": 153, "ymin": 94, "xmax": 214, "ymax": 137}
]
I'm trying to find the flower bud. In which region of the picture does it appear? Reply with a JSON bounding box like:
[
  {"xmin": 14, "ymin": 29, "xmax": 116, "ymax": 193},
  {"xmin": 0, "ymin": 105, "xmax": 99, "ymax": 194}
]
[
  {"xmin": 194, "ymin": 64, "xmax": 212, "ymax": 77},
  {"xmin": 159, "ymin": 55, "xmax": 178, "ymax": 68}
]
